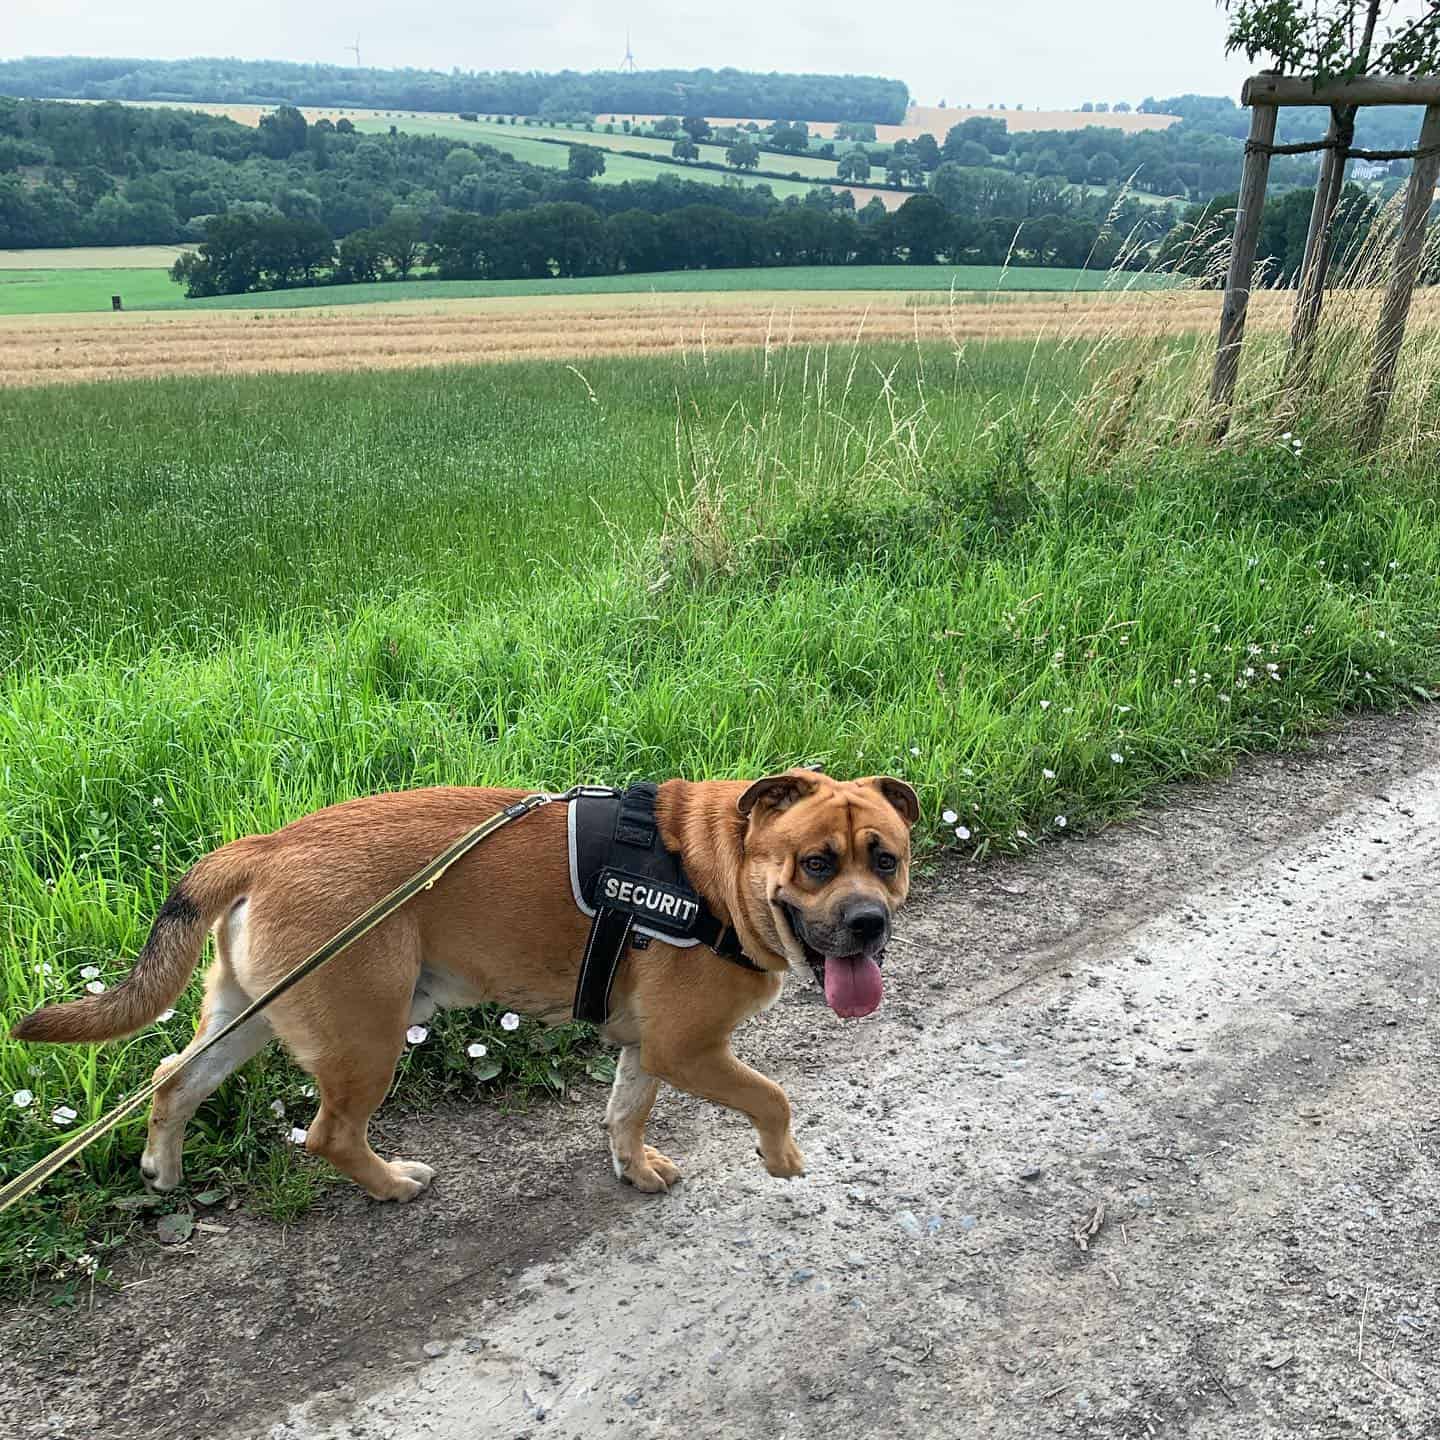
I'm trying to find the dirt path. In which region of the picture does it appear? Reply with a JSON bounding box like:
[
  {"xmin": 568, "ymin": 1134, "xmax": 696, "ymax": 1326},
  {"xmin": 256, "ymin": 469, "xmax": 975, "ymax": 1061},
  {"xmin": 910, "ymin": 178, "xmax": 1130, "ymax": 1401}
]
[{"xmin": 3, "ymin": 709, "xmax": 1438, "ymax": 1438}]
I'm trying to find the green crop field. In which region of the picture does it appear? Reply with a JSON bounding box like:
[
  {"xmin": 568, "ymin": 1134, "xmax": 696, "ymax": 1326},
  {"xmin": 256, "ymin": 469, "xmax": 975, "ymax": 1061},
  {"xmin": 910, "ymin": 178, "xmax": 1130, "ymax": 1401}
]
[
  {"xmin": 3, "ymin": 337, "xmax": 1436, "ymax": 1288},
  {"xmin": 0, "ymin": 261, "xmax": 1176, "ymax": 317},
  {"xmin": 0, "ymin": 266, "xmax": 183, "ymax": 315}
]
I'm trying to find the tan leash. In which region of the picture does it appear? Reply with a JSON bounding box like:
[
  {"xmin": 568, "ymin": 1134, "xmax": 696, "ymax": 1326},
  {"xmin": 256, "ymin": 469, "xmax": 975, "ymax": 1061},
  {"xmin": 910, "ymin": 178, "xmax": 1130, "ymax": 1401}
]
[{"xmin": 0, "ymin": 791, "xmax": 561, "ymax": 1217}]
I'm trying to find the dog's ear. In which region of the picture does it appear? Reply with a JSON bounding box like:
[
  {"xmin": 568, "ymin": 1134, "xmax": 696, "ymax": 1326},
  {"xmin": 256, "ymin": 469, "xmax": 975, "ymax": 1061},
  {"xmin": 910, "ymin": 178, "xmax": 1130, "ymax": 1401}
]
[
  {"xmin": 737, "ymin": 771, "xmax": 821, "ymax": 819},
  {"xmin": 863, "ymin": 776, "xmax": 920, "ymax": 827}
]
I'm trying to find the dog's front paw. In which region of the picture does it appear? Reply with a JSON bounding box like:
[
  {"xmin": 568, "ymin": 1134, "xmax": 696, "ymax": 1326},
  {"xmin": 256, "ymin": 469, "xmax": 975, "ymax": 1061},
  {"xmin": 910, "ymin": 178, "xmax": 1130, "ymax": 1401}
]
[
  {"xmin": 377, "ymin": 1158, "xmax": 435, "ymax": 1202},
  {"xmin": 617, "ymin": 1146, "xmax": 682, "ymax": 1193},
  {"xmin": 757, "ymin": 1135, "xmax": 806, "ymax": 1179}
]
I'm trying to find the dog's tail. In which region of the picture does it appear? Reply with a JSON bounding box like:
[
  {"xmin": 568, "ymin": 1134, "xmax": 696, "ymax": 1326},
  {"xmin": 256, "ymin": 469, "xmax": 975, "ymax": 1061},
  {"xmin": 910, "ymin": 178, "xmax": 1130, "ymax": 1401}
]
[{"xmin": 11, "ymin": 841, "xmax": 260, "ymax": 1045}]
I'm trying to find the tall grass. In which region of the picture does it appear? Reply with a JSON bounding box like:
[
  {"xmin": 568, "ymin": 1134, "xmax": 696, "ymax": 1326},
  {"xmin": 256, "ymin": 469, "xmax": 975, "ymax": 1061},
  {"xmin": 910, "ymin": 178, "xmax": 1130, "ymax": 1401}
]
[
  {"xmin": 3, "ymin": 336, "xmax": 1438, "ymax": 1289},
  {"xmin": 1052, "ymin": 187, "xmax": 1440, "ymax": 468}
]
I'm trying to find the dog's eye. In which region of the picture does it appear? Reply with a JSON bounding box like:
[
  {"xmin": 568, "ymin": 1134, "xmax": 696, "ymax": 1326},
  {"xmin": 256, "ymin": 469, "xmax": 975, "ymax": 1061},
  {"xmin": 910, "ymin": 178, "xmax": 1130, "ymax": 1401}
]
[
  {"xmin": 801, "ymin": 854, "xmax": 833, "ymax": 877},
  {"xmin": 875, "ymin": 852, "xmax": 898, "ymax": 874}
]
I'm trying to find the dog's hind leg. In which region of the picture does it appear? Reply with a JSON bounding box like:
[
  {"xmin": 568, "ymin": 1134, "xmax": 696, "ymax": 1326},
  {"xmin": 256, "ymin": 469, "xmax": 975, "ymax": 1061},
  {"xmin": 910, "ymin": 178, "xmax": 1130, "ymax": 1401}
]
[
  {"xmin": 264, "ymin": 922, "xmax": 432, "ymax": 1202},
  {"xmin": 142, "ymin": 902, "xmax": 273, "ymax": 1192},
  {"xmin": 605, "ymin": 1045, "xmax": 680, "ymax": 1192}
]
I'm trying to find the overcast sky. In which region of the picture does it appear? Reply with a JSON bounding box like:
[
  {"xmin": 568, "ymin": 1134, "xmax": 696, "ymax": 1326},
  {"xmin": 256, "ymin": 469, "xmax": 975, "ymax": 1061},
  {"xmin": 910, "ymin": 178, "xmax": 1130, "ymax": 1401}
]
[{"xmin": 6, "ymin": 1, "xmax": 1261, "ymax": 108}]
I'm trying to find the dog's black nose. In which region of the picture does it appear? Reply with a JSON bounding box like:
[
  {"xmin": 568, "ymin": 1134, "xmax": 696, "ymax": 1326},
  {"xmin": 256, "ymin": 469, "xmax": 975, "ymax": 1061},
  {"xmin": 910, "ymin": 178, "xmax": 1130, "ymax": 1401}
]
[{"xmin": 844, "ymin": 902, "xmax": 889, "ymax": 946}]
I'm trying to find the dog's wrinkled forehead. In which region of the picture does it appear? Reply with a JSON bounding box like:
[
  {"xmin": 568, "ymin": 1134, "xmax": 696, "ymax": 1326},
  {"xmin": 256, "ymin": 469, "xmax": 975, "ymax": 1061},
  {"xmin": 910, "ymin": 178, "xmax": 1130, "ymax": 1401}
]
[{"xmin": 737, "ymin": 771, "xmax": 918, "ymax": 853}]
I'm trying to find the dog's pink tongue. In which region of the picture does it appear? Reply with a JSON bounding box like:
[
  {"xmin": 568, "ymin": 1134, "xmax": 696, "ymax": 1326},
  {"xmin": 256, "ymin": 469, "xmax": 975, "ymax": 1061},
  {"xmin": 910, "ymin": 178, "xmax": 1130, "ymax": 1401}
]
[{"xmin": 823, "ymin": 955, "xmax": 884, "ymax": 1018}]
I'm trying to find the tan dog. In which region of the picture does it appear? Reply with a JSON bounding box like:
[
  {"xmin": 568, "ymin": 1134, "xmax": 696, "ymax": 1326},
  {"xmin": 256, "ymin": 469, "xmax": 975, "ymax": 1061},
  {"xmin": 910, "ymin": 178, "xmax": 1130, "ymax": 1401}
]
[{"xmin": 13, "ymin": 770, "xmax": 917, "ymax": 1200}]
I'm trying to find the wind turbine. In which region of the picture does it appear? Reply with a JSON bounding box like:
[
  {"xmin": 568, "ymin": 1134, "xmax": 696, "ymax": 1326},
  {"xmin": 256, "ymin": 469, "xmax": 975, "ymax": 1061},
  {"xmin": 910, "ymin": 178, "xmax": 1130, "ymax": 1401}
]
[
  {"xmin": 346, "ymin": 36, "xmax": 361, "ymax": 67},
  {"xmin": 620, "ymin": 31, "xmax": 637, "ymax": 73}
]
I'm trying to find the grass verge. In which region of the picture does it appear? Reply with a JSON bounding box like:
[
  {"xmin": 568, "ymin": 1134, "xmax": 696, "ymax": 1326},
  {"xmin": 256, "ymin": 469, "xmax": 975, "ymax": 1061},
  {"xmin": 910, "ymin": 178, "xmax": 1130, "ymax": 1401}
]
[{"xmin": 2, "ymin": 340, "xmax": 1437, "ymax": 1291}]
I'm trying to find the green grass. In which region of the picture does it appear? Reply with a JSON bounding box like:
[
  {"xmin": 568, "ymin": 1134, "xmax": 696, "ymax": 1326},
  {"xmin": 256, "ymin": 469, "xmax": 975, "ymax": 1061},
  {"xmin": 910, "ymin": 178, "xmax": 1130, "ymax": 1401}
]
[
  {"xmin": 1, "ymin": 261, "xmax": 1176, "ymax": 317},
  {"xmin": 2, "ymin": 341, "xmax": 1436, "ymax": 1290},
  {"xmin": 0, "ymin": 266, "xmax": 182, "ymax": 315}
]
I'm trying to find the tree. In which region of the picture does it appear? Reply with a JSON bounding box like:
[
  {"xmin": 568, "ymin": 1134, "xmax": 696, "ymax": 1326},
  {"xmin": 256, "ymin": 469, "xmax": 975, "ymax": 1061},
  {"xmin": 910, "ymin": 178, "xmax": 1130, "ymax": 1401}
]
[
  {"xmin": 681, "ymin": 115, "xmax": 712, "ymax": 142},
  {"xmin": 835, "ymin": 122, "xmax": 877, "ymax": 142},
  {"xmin": 837, "ymin": 149, "xmax": 872, "ymax": 182},
  {"xmin": 770, "ymin": 122, "xmax": 809, "ymax": 153},
  {"xmin": 336, "ymin": 228, "xmax": 386, "ymax": 283},
  {"xmin": 258, "ymin": 104, "xmax": 308, "ymax": 158},
  {"xmin": 672, "ymin": 136, "xmax": 699, "ymax": 162},
  {"xmin": 1222, "ymin": 0, "xmax": 1440, "ymax": 80},
  {"xmin": 654, "ymin": 116, "xmax": 682, "ymax": 136},
  {"xmin": 955, "ymin": 140, "xmax": 991, "ymax": 167},
  {"xmin": 726, "ymin": 139, "xmax": 761, "ymax": 171},
  {"xmin": 911, "ymin": 133, "xmax": 941, "ymax": 170},
  {"xmin": 892, "ymin": 194, "xmax": 950, "ymax": 263},
  {"xmin": 377, "ymin": 208, "xmax": 424, "ymax": 278},
  {"xmin": 443, "ymin": 147, "xmax": 482, "ymax": 187},
  {"xmin": 568, "ymin": 144, "xmax": 606, "ymax": 180}
]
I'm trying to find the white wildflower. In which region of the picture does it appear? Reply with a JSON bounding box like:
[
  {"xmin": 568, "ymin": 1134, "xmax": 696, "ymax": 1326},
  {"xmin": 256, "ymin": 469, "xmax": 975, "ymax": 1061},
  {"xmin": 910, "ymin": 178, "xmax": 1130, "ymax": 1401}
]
[
  {"xmin": 941, "ymin": 809, "xmax": 958, "ymax": 824},
  {"xmin": 1055, "ymin": 816, "xmax": 1067, "ymax": 828},
  {"xmin": 1042, "ymin": 769, "xmax": 1056, "ymax": 780},
  {"xmin": 954, "ymin": 826, "xmax": 971, "ymax": 841},
  {"xmin": 290, "ymin": 1127, "xmax": 308, "ymax": 1145},
  {"xmin": 270, "ymin": 1099, "xmax": 286, "ymax": 1118},
  {"xmin": 467, "ymin": 1042, "xmax": 488, "ymax": 1059},
  {"xmin": 52, "ymin": 1105, "xmax": 78, "ymax": 1126},
  {"xmin": 12, "ymin": 1089, "xmax": 33, "ymax": 1109},
  {"xmin": 500, "ymin": 1012, "xmax": 521, "ymax": 1032},
  {"xmin": 1110, "ymin": 752, "xmax": 1124, "ymax": 765},
  {"xmin": 80, "ymin": 965, "xmax": 100, "ymax": 980},
  {"xmin": 405, "ymin": 1025, "xmax": 428, "ymax": 1045},
  {"xmin": 85, "ymin": 981, "xmax": 106, "ymax": 995}
]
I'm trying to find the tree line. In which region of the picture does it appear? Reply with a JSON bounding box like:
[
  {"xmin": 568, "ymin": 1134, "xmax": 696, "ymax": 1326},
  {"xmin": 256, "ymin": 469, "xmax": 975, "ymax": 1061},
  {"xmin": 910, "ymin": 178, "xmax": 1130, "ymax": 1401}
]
[
  {"xmin": 173, "ymin": 190, "xmax": 1155, "ymax": 297},
  {"xmin": 0, "ymin": 56, "xmax": 910, "ymax": 125}
]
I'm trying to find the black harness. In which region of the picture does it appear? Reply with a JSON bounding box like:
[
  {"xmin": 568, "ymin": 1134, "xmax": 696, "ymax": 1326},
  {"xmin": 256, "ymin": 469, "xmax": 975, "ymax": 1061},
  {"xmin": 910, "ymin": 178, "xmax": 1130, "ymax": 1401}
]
[{"xmin": 567, "ymin": 783, "xmax": 765, "ymax": 1024}]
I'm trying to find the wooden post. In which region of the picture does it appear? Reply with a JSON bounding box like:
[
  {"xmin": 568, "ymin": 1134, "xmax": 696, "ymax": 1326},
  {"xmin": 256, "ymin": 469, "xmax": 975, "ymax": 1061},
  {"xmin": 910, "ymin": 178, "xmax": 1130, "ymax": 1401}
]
[
  {"xmin": 1360, "ymin": 102, "xmax": 1440, "ymax": 451},
  {"xmin": 1209, "ymin": 101, "xmax": 1277, "ymax": 423},
  {"xmin": 1287, "ymin": 106, "xmax": 1354, "ymax": 371}
]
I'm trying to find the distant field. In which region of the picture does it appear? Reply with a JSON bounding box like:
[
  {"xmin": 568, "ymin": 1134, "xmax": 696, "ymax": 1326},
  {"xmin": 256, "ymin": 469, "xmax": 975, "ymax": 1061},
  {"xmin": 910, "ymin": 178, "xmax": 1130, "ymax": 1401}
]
[
  {"xmin": 0, "ymin": 266, "xmax": 183, "ymax": 315},
  {"xmin": 464, "ymin": 120, "xmax": 847, "ymax": 181},
  {"xmin": 596, "ymin": 105, "xmax": 1182, "ymax": 141},
  {"xmin": 0, "ymin": 245, "xmax": 193, "ymax": 270},
  {"xmin": 0, "ymin": 262, "xmax": 1178, "ymax": 319},
  {"xmin": 348, "ymin": 116, "xmax": 826, "ymax": 200}
]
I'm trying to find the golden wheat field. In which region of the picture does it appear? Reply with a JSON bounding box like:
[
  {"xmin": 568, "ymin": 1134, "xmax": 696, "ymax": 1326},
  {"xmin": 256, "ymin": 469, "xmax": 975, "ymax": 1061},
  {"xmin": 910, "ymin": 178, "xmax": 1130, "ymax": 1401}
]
[
  {"xmin": 9, "ymin": 284, "xmax": 1438, "ymax": 390},
  {"xmin": 0, "ymin": 287, "xmax": 1352, "ymax": 388}
]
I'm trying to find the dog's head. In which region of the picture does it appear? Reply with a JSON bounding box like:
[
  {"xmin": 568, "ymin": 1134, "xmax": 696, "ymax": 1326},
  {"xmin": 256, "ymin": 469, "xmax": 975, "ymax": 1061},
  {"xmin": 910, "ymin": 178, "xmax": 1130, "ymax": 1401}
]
[{"xmin": 736, "ymin": 770, "xmax": 919, "ymax": 1019}]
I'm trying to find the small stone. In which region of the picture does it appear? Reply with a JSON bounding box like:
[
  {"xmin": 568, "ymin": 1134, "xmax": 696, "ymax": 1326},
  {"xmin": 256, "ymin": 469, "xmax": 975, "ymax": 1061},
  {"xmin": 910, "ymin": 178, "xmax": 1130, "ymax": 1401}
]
[
  {"xmin": 1362, "ymin": 872, "xmax": 1377, "ymax": 881},
  {"xmin": 422, "ymin": 1341, "xmax": 448, "ymax": 1359},
  {"xmin": 790, "ymin": 1268, "xmax": 816, "ymax": 1285},
  {"xmin": 1019, "ymin": 1167, "xmax": 1043, "ymax": 1182},
  {"xmin": 896, "ymin": 1210, "xmax": 922, "ymax": 1236},
  {"xmin": 959, "ymin": 1215, "xmax": 978, "ymax": 1230},
  {"xmin": 1178, "ymin": 1041, "xmax": 1196, "ymax": 1052}
]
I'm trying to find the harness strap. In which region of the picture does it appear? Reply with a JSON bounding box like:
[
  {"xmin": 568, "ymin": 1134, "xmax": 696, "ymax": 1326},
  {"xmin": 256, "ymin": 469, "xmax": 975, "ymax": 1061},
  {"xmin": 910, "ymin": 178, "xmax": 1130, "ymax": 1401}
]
[{"xmin": 571, "ymin": 783, "xmax": 768, "ymax": 1024}]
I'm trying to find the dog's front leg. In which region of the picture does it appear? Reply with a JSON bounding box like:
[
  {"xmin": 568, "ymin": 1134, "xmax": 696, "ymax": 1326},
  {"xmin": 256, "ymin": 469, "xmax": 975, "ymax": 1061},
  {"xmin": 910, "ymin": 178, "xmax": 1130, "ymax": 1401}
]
[
  {"xmin": 605, "ymin": 1045, "xmax": 683, "ymax": 1192},
  {"xmin": 644, "ymin": 1042, "xmax": 805, "ymax": 1179}
]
